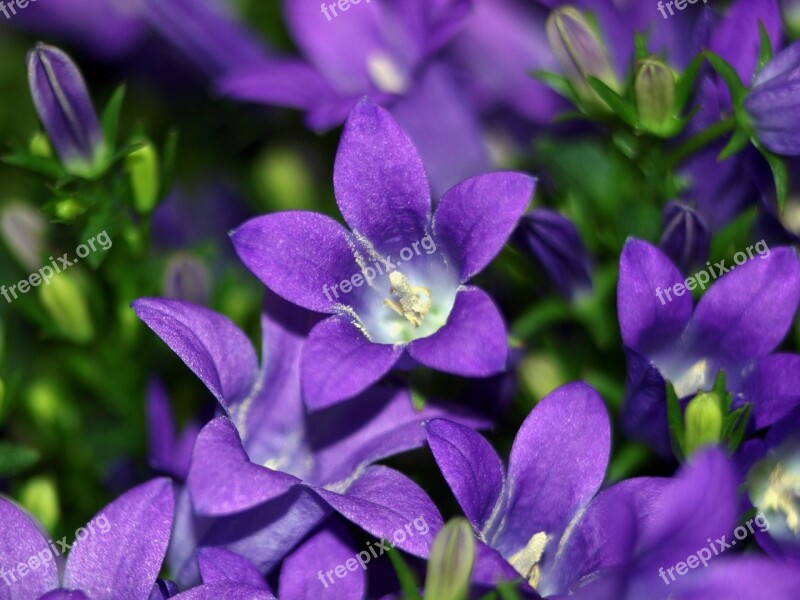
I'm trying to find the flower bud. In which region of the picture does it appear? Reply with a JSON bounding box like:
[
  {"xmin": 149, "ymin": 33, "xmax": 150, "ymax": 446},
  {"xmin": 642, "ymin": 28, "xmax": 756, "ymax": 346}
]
[
  {"xmin": 29, "ymin": 131, "xmax": 52, "ymax": 158},
  {"xmin": 20, "ymin": 476, "xmax": 60, "ymax": 532},
  {"xmin": 127, "ymin": 138, "xmax": 160, "ymax": 214},
  {"xmin": 744, "ymin": 41, "xmax": 800, "ymax": 156},
  {"xmin": 163, "ymin": 254, "xmax": 211, "ymax": 306},
  {"xmin": 512, "ymin": 209, "xmax": 593, "ymax": 300},
  {"xmin": 635, "ymin": 58, "xmax": 676, "ymax": 135},
  {"xmin": 38, "ymin": 271, "xmax": 94, "ymax": 343},
  {"xmin": 27, "ymin": 43, "xmax": 107, "ymax": 177},
  {"xmin": 781, "ymin": 0, "xmax": 800, "ymax": 39},
  {"xmin": 659, "ymin": 201, "xmax": 711, "ymax": 274},
  {"xmin": 425, "ymin": 518, "xmax": 475, "ymax": 600},
  {"xmin": 684, "ymin": 392, "xmax": 723, "ymax": 457},
  {"xmin": 546, "ymin": 7, "xmax": 619, "ymax": 106},
  {"xmin": 0, "ymin": 203, "xmax": 46, "ymax": 271}
]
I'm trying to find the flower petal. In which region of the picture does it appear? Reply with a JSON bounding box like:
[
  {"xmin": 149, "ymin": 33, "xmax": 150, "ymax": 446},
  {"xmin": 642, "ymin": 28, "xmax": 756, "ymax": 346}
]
[
  {"xmin": 63, "ymin": 478, "xmax": 175, "ymax": 599},
  {"xmin": 0, "ymin": 497, "xmax": 60, "ymax": 598},
  {"xmin": 409, "ymin": 287, "xmax": 508, "ymax": 377},
  {"xmin": 133, "ymin": 299, "xmax": 258, "ymax": 411},
  {"xmin": 198, "ymin": 548, "xmax": 269, "ymax": 590},
  {"xmin": 433, "ymin": 172, "xmax": 534, "ymax": 281},
  {"xmin": 743, "ymin": 354, "xmax": 800, "ymax": 429},
  {"xmin": 499, "ymin": 382, "xmax": 610, "ymax": 555},
  {"xmin": 617, "ymin": 239, "xmax": 692, "ymax": 356},
  {"xmin": 188, "ymin": 418, "xmax": 300, "ymax": 516},
  {"xmin": 334, "ymin": 99, "xmax": 431, "ymax": 256},
  {"xmin": 426, "ymin": 419, "xmax": 505, "ymax": 533},
  {"xmin": 172, "ymin": 583, "xmax": 276, "ymax": 600},
  {"xmin": 231, "ymin": 212, "xmax": 359, "ymax": 314},
  {"xmin": 313, "ymin": 465, "xmax": 443, "ymax": 558},
  {"xmin": 689, "ymin": 247, "xmax": 800, "ymax": 363},
  {"xmin": 278, "ymin": 522, "xmax": 365, "ymax": 600},
  {"xmin": 301, "ymin": 316, "xmax": 404, "ymax": 409}
]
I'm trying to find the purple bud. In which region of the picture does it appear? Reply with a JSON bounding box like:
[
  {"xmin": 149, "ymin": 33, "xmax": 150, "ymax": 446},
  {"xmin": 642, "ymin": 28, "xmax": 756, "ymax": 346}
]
[
  {"xmin": 163, "ymin": 254, "xmax": 211, "ymax": 306},
  {"xmin": 659, "ymin": 201, "xmax": 711, "ymax": 274},
  {"xmin": 26, "ymin": 43, "xmax": 106, "ymax": 177},
  {"xmin": 745, "ymin": 41, "xmax": 800, "ymax": 156},
  {"xmin": 513, "ymin": 209, "xmax": 593, "ymax": 300}
]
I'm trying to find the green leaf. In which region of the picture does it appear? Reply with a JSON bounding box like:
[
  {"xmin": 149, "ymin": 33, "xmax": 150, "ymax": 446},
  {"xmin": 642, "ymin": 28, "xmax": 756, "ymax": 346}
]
[
  {"xmin": 160, "ymin": 128, "xmax": 180, "ymax": 200},
  {"xmin": 101, "ymin": 85, "xmax": 126, "ymax": 149},
  {"xmin": 495, "ymin": 582, "xmax": 524, "ymax": 600},
  {"xmin": 634, "ymin": 32, "xmax": 650, "ymax": 62},
  {"xmin": 756, "ymin": 21, "xmax": 774, "ymax": 76},
  {"xmin": 753, "ymin": 140, "xmax": 789, "ymax": 211},
  {"xmin": 0, "ymin": 442, "xmax": 40, "ymax": 477},
  {"xmin": 667, "ymin": 382, "xmax": 686, "ymax": 462},
  {"xmin": 718, "ymin": 127, "xmax": 751, "ymax": 160},
  {"xmin": 388, "ymin": 550, "xmax": 423, "ymax": 600},
  {"xmin": 703, "ymin": 51, "xmax": 747, "ymax": 107},
  {"xmin": 586, "ymin": 76, "xmax": 638, "ymax": 126},
  {"xmin": 723, "ymin": 403, "xmax": 753, "ymax": 453},
  {"xmin": 2, "ymin": 153, "xmax": 66, "ymax": 179},
  {"xmin": 532, "ymin": 71, "xmax": 580, "ymax": 105},
  {"xmin": 675, "ymin": 54, "xmax": 705, "ymax": 113}
]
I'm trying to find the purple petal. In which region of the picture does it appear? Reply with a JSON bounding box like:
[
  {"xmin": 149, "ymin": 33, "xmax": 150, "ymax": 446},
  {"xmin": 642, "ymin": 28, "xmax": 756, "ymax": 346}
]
[
  {"xmin": 426, "ymin": 419, "xmax": 505, "ymax": 532},
  {"xmin": 301, "ymin": 316, "xmax": 404, "ymax": 410},
  {"xmin": 313, "ymin": 465, "xmax": 443, "ymax": 558},
  {"xmin": 333, "ymin": 99, "xmax": 431, "ymax": 256},
  {"xmin": 617, "ymin": 239, "xmax": 692, "ymax": 356},
  {"xmin": 278, "ymin": 522, "xmax": 365, "ymax": 600},
  {"xmin": 63, "ymin": 478, "xmax": 175, "ymax": 599},
  {"xmin": 26, "ymin": 43, "xmax": 104, "ymax": 173},
  {"xmin": 621, "ymin": 348, "xmax": 672, "ymax": 458},
  {"xmin": 678, "ymin": 557, "xmax": 800, "ymax": 600},
  {"xmin": 0, "ymin": 497, "xmax": 60, "ymax": 598},
  {"xmin": 390, "ymin": 65, "xmax": 488, "ymax": 197},
  {"xmin": 147, "ymin": 379, "xmax": 180, "ymax": 477},
  {"xmin": 471, "ymin": 541, "xmax": 529, "ymax": 590},
  {"xmin": 434, "ymin": 172, "xmax": 535, "ymax": 281},
  {"xmin": 38, "ymin": 592, "xmax": 90, "ymax": 600},
  {"xmin": 231, "ymin": 212, "xmax": 359, "ymax": 314},
  {"xmin": 172, "ymin": 583, "xmax": 275, "ymax": 600},
  {"xmin": 408, "ymin": 286, "xmax": 508, "ymax": 377},
  {"xmin": 188, "ymin": 417, "xmax": 300, "ymax": 516},
  {"xmin": 688, "ymin": 247, "xmax": 800, "ymax": 363},
  {"xmin": 133, "ymin": 299, "xmax": 258, "ymax": 410},
  {"xmin": 743, "ymin": 354, "xmax": 800, "ymax": 429},
  {"xmin": 499, "ymin": 382, "xmax": 610, "ymax": 555},
  {"xmin": 198, "ymin": 548, "xmax": 268, "ymax": 590}
]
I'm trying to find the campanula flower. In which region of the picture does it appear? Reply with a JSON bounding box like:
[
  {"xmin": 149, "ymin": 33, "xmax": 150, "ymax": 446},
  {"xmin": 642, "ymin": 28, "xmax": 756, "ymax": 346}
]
[
  {"xmin": 231, "ymin": 100, "xmax": 535, "ymax": 408},
  {"xmin": 27, "ymin": 43, "xmax": 107, "ymax": 178},
  {"xmin": 659, "ymin": 201, "xmax": 711, "ymax": 274}
]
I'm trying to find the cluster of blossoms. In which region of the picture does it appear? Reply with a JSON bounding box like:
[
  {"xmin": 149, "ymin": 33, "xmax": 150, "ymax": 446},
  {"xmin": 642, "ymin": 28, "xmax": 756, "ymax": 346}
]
[{"xmin": 3, "ymin": 0, "xmax": 800, "ymax": 599}]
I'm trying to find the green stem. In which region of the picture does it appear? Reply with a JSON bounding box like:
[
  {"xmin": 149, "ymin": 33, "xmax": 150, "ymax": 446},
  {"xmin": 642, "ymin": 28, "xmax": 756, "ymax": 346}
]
[{"xmin": 667, "ymin": 117, "xmax": 736, "ymax": 168}]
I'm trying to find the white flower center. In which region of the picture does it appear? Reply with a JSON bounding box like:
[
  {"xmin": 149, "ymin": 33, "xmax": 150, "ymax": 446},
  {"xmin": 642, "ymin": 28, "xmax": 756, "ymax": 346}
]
[{"xmin": 509, "ymin": 531, "xmax": 550, "ymax": 589}]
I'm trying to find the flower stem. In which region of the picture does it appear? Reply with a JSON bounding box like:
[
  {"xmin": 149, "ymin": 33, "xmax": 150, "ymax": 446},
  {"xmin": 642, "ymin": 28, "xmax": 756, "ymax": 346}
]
[{"xmin": 667, "ymin": 117, "xmax": 736, "ymax": 168}]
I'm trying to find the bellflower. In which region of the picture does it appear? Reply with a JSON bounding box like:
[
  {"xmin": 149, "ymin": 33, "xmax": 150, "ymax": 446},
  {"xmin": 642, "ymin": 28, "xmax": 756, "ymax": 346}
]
[
  {"xmin": 231, "ymin": 100, "xmax": 535, "ymax": 408},
  {"xmin": 147, "ymin": 379, "xmax": 202, "ymax": 481},
  {"xmin": 512, "ymin": 209, "xmax": 593, "ymax": 300},
  {"xmin": 27, "ymin": 43, "xmax": 108, "ymax": 178},
  {"xmin": 618, "ymin": 239, "xmax": 800, "ymax": 455},
  {"xmin": 0, "ymin": 478, "xmax": 174, "ymax": 600},
  {"xmin": 659, "ymin": 201, "xmax": 711, "ymax": 274},
  {"xmin": 426, "ymin": 381, "xmax": 611, "ymax": 592},
  {"xmin": 745, "ymin": 41, "xmax": 800, "ymax": 156},
  {"xmin": 134, "ymin": 294, "xmax": 486, "ymax": 585}
]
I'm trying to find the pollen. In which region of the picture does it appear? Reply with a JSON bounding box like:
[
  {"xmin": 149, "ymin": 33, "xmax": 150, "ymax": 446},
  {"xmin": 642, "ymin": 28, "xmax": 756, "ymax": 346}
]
[
  {"xmin": 762, "ymin": 463, "xmax": 800, "ymax": 534},
  {"xmin": 366, "ymin": 52, "xmax": 409, "ymax": 95},
  {"xmin": 384, "ymin": 271, "xmax": 432, "ymax": 328},
  {"xmin": 509, "ymin": 531, "xmax": 550, "ymax": 589}
]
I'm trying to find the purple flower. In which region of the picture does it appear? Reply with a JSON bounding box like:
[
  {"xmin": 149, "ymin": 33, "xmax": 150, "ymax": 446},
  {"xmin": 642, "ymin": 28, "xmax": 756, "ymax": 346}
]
[
  {"xmin": 512, "ymin": 208, "xmax": 593, "ymax": 300},
  {"xmin": 133, "ymin": 294, "xmax": 486, "ymax": 586},
  {"xmin": 147, "ymin": 379, "xmax": 203, "ymax": 481},
  {"xmin": 426, "ymin": 381, "xmax": 611, "ymax": 592},
  {"xmin": 26, "ymin": 43, "xmax": 107, "ymax": 177},
  {"xmin": 745, "ymin": 41, "xmax": 800, "ymax": 156},
  {"xmin": 0, "ymin": 478, "xmax": 174, "ymax": 600},
  {"xmin": 659, "ymin": 201, "xmax": 711, "ymax": 274},
  {"xmin": 231, "ymin": 100, "xmax": 535, "ymax": 408},
  {"xmin": 618, "ymin": 239, "xmax": 800, "ymax": 455}
]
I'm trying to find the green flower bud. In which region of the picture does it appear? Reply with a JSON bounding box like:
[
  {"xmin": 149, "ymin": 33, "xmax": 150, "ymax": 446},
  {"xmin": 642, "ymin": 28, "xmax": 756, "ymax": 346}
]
[
  {"xmin": 126, "ymin": 138, "xmax": 160, "ymax": 214},
  {"xmin": 425, "ymin": 518, "xmax": 475, "ymax": 600},
  {"xmin": 38, "ymin": 271, "xmax": 94, "ymax": 343},
  {"xmin": 546, "ymin": 6, "xmax": 619, "ymax": 107},
  {"xmin": 684, "ymin": 392, "xmax": 724, "ymax": 457},
  {"xmin": 0, "ymin": 203, "xmax": 46, "ymax": 271},
  {"xmin": 29, "ymin": 131, "xmax": 53, "ymax": 158},
  {"xmin": 54, "ymin": 197, "xmax": 87, "ymax": 221},
  {"xmin": 635, "ymin": 58, "xmax": 677, "ymax": 135},
  {"xmin": 783, "ymin": 0, "xmax": 800, "ymax": 39},
  {"xmin": 20, "ymin": 476, "xmax": 60, "ymax": 532}
]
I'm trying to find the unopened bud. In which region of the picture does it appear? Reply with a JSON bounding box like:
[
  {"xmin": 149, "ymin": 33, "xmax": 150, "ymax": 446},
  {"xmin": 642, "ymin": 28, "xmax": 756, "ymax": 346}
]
[
  {"xmin": 127, "ymin": 138, "xmax": 160, "ymax": 214},
  {"xmin": 685, "ymin": 392, "xmax": 724, "ymax": 457},
  {"xmin": 38, "ymin": 271, "xmax": 94, "ymax": 343},
  {"xmin": 635, "ymin": 58, "xmax": 676, "ymax": 135},
  {"xmin": 163, "ymin": 254, "xmax": 211, "ymax": 306},
  {"xmin": 0, "ymin": 203, "xmax": 46, "ymax": 271},
  {"xmin": 425, "ymin": 518, "xmax": 475, "ymax": 600}
]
